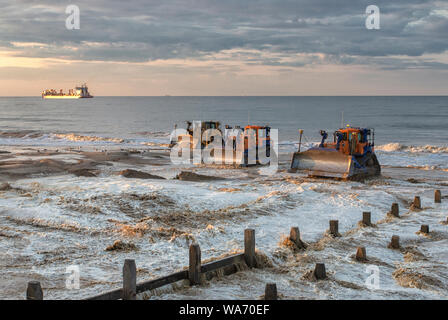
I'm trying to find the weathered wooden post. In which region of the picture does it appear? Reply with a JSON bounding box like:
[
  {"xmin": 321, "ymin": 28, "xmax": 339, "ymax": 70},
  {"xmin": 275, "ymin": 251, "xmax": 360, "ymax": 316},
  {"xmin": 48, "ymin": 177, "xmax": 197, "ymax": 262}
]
[
  {"xmin": 389, "ymin": 235, "xmax": 400, "ymax": 249},
  {"xmin": 391, "ymin": 203, "xmax": 399, "ymax": 217},
  {"xmin": 244, "ymin": 229, "xmax": 256, "ymax": 268},
  {"xmin": 314, "ymin": 263, "xmax": 326, "ymax": 280},
  {"xmin": 329, "ymin": 220, "xmax": 339, "ymax": 237},
  {"xmin": 122, "ymin": 259, "xmax": 137, "ymax": 300},
  {"xmin": 189, "ymin": 244, "xmax": 202, "ymax": 285},
  {"xmin": 413, "ymin": 196, "xmax": 422, "ymax": 209},
  {"xmin": 420, "ymin": 225, "xmax": 429, "ymax": 234},
  {"xmin": 26, "ymin": 281, "xmax": 43, "ymax": 300},
  {"xmin": 289, "ymin": 226, "xmax": 305, "ymax": 248},
  {"xmin": 362, "ymin": 212, "xmax": 372, "ymax": 226},
  {"xmin": 264, "ymin": 283, "xmax": 277, "ymax": 300},
  {"xmin": 356, "ymin": 247, "xmax": 367, "ymax": 261},
  {"xmin": 435, "ymin": 190, "xmax": 441, "ymax": 203},
  {"xmin": 290, "ymin": 227, "xmax": 300, "ymax": 244}
]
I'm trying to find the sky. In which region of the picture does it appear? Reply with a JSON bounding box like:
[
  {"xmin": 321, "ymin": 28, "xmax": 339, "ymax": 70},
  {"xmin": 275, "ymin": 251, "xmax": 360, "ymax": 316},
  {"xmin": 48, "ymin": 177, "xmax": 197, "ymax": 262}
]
[{"xmin": 0, "ymin": 0, "xmax": 448, "ymax": 96}]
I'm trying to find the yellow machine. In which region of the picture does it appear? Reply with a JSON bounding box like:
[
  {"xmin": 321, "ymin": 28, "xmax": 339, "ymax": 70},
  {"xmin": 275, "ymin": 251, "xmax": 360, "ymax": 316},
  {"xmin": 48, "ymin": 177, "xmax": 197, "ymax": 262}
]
[{"xmin": 291, "ymin": 127, "xmax": 381, "ymax": 179}]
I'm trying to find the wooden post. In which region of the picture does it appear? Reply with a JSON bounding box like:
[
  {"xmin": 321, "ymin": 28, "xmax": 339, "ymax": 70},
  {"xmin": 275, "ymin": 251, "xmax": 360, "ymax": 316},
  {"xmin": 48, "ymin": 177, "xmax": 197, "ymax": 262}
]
[
  {"xmin": 122, "ymin": 259, "xmax": 136, "ymax": 300},
  {"xmin": 420, "ymin": 225, "xmax": 429, "ymax": 234},
  {"xmin": 264, "ymin": 283, "xmax": 277, "ymax": 300},
  {"xmin": 389, "ymin": 235, "xmax": 400, "ymax": 249},
  {"xmin": 413, "ymin": 196, "xmax": 421, "ymax": 209},
  {"xmin": 329, "ymin": 220, "xmax": 339, "ymax": 237},
  {"xmin": 189, "ymin": 244, "xmax": 201, "ymax": 285},
  {"xmin": 391, "ymin": 203, "xmax": 399, "ymax": 217},
  {"xmin": 356, "ymin": 247, "xmax": 367, "ymax": 261},
  {"xmin": 26, "ymin": 281, "xmax": 43, "ymax": 300},
  {"xmin": 289, "ymin": 227, "xmax": 301, "ymax": 246},
  {"xmin": 435, "ymin": 190, "xmax": 441, "ymax": 203},
  {"xmin": 362, "ymin": 212, "xmax": 371, "ymax": 226},
  {"xmin": 244, "ymin": 229, "xmax": 256, "ymax": 268},
  {"xmin": 314, "ymin": 263, "xmax": 326, "ymax": 280}
]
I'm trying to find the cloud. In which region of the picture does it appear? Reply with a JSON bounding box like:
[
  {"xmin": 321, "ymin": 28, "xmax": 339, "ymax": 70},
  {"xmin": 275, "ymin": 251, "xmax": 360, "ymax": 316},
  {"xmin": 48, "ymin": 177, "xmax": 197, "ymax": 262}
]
[
  {"xmin": 0, "ymin": 0, "xmax": 447, "ymax": 69},
  {"xmin": 1, "ymin": 0, "xmax": 448, "ymax": 96}
]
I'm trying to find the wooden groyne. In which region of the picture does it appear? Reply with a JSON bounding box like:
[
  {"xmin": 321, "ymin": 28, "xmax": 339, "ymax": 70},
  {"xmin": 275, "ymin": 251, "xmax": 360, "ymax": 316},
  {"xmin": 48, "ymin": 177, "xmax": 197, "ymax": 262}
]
[{"xmin": 26, "ymin": 229, "xmax": 258, "ymax": 300}]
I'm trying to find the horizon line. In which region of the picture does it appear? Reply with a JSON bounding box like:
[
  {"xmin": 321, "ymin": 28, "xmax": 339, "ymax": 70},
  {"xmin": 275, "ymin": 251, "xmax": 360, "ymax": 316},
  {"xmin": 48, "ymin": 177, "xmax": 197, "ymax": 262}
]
[{"xmin": 1, "ymin": 95, "xmax": 448, "ymax": 98}]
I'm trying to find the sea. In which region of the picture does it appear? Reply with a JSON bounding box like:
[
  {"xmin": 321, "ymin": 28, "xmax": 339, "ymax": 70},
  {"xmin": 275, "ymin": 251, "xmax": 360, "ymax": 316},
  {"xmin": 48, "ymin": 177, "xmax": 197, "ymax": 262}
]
[
  {"xmin": 0, "ymin": 96, "xmax": 447, "ymax": 144},
  {"xmin": 0, "ymin": 96, "xmax": 448, "ymax": 300},
  {"xmin": 1, "ymin": 96, "xmax": 447, "ymax": 170}
]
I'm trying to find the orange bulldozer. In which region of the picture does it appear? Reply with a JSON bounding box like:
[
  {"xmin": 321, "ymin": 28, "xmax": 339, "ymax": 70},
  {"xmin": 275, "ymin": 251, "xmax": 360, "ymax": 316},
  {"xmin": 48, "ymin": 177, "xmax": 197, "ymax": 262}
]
[{"xmin": 291, "ymin": 126, "xmax": 381, "ymax": 180}]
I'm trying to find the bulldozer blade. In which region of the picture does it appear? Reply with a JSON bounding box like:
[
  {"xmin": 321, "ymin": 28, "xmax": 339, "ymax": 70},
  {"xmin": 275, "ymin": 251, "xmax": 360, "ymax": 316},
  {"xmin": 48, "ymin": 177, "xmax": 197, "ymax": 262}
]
[
  {"xmin": 291, "ymin": 149, "xmax": 353, "ymax": 179},
  {"xmin": 291, "ymin": 149, "xmax": 380, "ymax": 179}
]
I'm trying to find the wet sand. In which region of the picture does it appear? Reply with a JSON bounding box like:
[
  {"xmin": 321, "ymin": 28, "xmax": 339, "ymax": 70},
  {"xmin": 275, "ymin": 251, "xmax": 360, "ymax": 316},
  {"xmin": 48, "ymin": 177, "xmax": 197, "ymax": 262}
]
[{"xmin": 0, "ymin": 146, "xmax": 447, "ymax": 300}]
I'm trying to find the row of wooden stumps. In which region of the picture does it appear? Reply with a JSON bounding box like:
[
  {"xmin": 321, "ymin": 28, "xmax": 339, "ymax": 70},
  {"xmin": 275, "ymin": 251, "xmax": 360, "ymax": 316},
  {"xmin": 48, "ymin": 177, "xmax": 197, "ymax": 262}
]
[
  {"xmin": 24, "ymin": 190, "xmax": 444, "ymax": 300},
  {"xmin": 282, "ymin": 189, "xmax": 445, "ymax": 291},
  {"xmin": 349, "ymin": 190, "xmax": 443, "ymax": 260}
]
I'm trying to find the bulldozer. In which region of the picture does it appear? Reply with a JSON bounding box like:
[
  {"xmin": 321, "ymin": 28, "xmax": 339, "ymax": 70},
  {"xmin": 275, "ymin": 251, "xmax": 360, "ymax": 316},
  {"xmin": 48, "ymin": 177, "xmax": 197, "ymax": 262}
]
[
  {"xmin": 290, "ymin": 127, "xmax": 381, "ymax": 180},
  {"xmin": 169, "ymin": 121, "xmax": 274, "ymax": 166}
]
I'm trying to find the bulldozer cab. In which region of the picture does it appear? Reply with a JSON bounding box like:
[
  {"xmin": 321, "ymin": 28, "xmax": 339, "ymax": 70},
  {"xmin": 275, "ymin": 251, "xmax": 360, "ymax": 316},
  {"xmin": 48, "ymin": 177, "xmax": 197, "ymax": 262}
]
[
  {"xmin": 325, "ymin": 127, "xmax": 374, "ymax": 156},
  {"xmin": 187, "ymin": 121, "xmax": 222, "ymax": 148}
]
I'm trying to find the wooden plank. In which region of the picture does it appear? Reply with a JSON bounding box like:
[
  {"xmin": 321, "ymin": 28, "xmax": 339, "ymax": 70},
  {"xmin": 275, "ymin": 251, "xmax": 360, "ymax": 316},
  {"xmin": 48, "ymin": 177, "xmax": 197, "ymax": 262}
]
[
  {"xmin": 136, "ymin": 270, "xmax": 188, "ymax": 293},
  {"xmin": 200, "ymin": 254, "xmax": 245, "ymax": 273},
  {"xmin": 86, "ymin": 288, "xmax": 123, "ymax": 300},
  {"xmin": 85, "ymin": 252, "xmax": 246, "ymax": 300},
  {"xmin": 86, "ymin": 270, "xmax": 188, "ymax": 300}
]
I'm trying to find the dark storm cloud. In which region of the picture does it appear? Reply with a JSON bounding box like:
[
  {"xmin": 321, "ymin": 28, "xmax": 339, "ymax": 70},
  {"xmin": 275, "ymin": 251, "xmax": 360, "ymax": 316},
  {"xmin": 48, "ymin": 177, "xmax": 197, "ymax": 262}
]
[{"xmin": 1, "ymin": 0, "xmax": 447, "ymax": 68}]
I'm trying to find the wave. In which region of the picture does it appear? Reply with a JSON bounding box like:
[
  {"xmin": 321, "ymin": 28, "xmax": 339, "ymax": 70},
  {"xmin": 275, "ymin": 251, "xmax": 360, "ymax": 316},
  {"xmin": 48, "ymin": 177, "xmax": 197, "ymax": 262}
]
[
  {"xmin": 0, "ymin": 130, "xmax": 126, "ymax": 144},
  {"xmin": 0, "ymin": 130, "xmax": 174, "ymax": 149},
  {"xmin": 377, "ymin": 143, "xmax": 448, "ymax": 153},
  {"xmin": 383, "ymin": 164, "xmax": 448, "ymax": 172},
  {"xmin": 51, "ymin": 133, "xmax": 125, "ymax": 144},
  {"xmin": 140, "ymin": 142, "xmax": 170, "ymax": 148}
]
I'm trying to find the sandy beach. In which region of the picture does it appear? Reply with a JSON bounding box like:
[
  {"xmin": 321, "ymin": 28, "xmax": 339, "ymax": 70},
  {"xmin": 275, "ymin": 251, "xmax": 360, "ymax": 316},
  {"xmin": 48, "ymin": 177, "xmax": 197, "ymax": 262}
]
[{"xmin": 0, "ymin": 144, "xmax": 447, "ymax": 300}]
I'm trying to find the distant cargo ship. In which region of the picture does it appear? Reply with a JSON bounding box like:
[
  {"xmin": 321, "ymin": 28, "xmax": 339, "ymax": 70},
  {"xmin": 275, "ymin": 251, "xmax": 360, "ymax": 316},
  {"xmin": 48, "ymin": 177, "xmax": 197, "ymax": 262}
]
[{"xmin": 42, "ymin": 84, "xmax": 93, "ymax": 99}]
